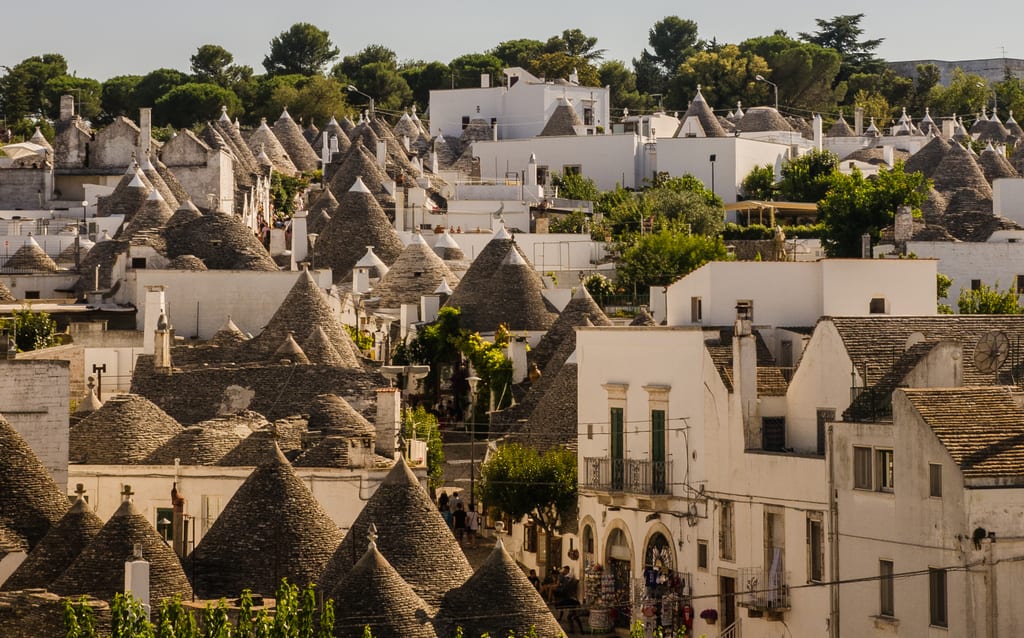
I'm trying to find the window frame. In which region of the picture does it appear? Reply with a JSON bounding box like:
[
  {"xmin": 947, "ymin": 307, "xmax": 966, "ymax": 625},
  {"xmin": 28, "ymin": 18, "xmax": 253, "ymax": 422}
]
[
  {"xmin": 929, "ymin": 567, "xmax": 947, "ymax": 628},
  {"xmin": 879, "ymin": 559, "xmax": 895, "ymax": 618},
  {"xmin": 876, "ymin": 449, "xmax": 894, "ymax": 493},
  {"xmin": 719, "ymin": 500, "xmax": 735, "ymax": 561},
  {"xmin": 697, "ymin": 539, "xmax": 709, "ymax": 570},
  {"xmin": 807, "ymin": 513, "xmax": 824, "ymax": 583},
  {"xmin": 853, "ymin": 446, "xmax": 873, "ymax": 490},
  {"xmin": 929, "ymin": 463, "xmax": 943, "ymax": 498}
]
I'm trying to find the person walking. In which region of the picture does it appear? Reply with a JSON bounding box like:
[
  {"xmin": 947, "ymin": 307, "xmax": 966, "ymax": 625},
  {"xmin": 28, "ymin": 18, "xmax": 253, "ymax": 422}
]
[
  {"xmin": 453, "ymin": 502, "xmax": 467, "ymax": 546},
  {"xmin": 465, "ymin": 503, "xmax": 480, "ymax": 548},
  {"xmin": 438, "ymin": 491, "xmax": 452, "ymax": 529}
]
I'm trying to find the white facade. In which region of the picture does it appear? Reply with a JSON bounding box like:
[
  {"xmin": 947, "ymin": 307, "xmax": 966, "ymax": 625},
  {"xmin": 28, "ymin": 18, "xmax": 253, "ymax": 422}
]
[
  {"xmin": 658, "ymin": 259, "xmax": 938, "ymax": 327},
  {"xmin": 906, "ymin": 241, "xmax": 1024, "ymax": 310},
  {"xmin": 473, "ymin": 135, "xmax": 641, "ymax": 191},
  {"xmin": 428, "ymin": 68, "xmax": 611, "ymax": 141},
  {"xmin": 0, "ymin": 360, "xmax": 70, "ymax": 490},
  {"xmin": 657, "ymin": 137, "xmax": 792, "ymax": 204}
]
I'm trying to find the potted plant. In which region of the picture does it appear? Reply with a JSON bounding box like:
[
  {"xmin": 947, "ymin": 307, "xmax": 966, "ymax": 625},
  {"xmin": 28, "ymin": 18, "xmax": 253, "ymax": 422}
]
[{"xmin": 700, "ymin": 608, "xmax": 719, "ymax": 624}]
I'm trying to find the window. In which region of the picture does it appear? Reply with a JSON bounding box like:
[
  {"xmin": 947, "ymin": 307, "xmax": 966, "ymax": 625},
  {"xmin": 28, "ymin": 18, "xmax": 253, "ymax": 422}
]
[
  {"xmin": 524, "ymin": 521, "xmax": 538, "ymax": 552},
  {"xmin": 24, "ymin": 290, "xmax": 40, "ymax": 300},
  {"xmin": 854, "ymin": 446, "xmax": 873, "ymax": 489},
  {"xmin": 583, "ymin": 107, "xmax": 594, "ymax": 125},
  {"xmin": 869, "ymin": 297, "xmax": 887, "ymax": 314},
  {"xmin": 587, "ymin": 423, "xmax": 593, "ymax": 440},
  {"xmin": 929, "ymin": 463, "xmax": 942, "ymax": 497},
  {"xmin": 536, "ymin": 165, "xmax": 549, "ymax": 186},
  {"xmin": 131, "ymin": 257, "xmax": 147, "ymax": 269},
  {"xmin": 719, "ymin": 501, "xmax": 735, "ymax": 561},
  {"xmin": 736, "ymin": 299, "xmax": 754, "ymax": 322},
  {"xmin": 651, "ymin": 409, "xmax": 666, "ymax": 494},
  {"xmin": 929, "ymin": 568, "xmax": 947, "ymax": 627},
  {"xmin": 816, "ymin": 409, "xmax": 835, "ymax": 456},
  {"xmin": 691, "ymin": 297, "xmax": 703, "ymax": 322},
  {"xmin": 610, "ymin": 407, "xmax": 624, "ymax": 490},
  {"xmin": 697, "ymin": 540, "xmax": 709, "ymax": 570},
  {"xmin": 877, "ymin": 449, "xmax": 894, "ymax": 492},
  {"xmin": 807, "ymin": 514, "xmax": 824, "ymax": 583},
  {"xmin": 761, "ymin": 417, "xmax": 786, "ymax": 451},
  {"xmin": 971, "ymin": 279, "xmax": 982, "ymax": 291},
  {"xmin": 563, "ymin": 164, "xmax": 582, "ymax": 176},
  {"xmin": 461, "ymin": 115, "xmax": 470, "ymax": 130},
  {"xmin": 879, "ymin": 560, "xmax": 895, "ymax": 617}
]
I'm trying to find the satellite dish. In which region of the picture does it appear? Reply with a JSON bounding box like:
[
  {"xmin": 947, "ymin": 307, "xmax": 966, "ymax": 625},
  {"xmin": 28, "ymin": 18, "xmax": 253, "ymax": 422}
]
[{"xmin": 974, "ymin": 330, "xmax": 1010, "ymax": 374}]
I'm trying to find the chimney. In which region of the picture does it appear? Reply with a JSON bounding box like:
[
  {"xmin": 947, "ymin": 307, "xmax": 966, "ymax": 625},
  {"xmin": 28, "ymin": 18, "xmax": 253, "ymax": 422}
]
[
  {"xmin": 883, "ymin": 145, "xmax": 894, "ymax": 167},
  {"xmin": 481, "ymin": 73, "xmax": 491, "ymax": 88},
  {"xmin": 732, "ymin": 303, "xmax": 758, "ymax": 449},
  {"xmin": 124, "ymin": 543, "xmax": 151, "ymax": 615},
  {"xmin": 139, "ymin": 108, "xmax": 152, "ymax": 159},
  {"xmin": 861, "ymin": 233, "xmax": 872, "ymax": 259},
  {"xmin": 525, "ymin": 153, "xmax": 538, "ymax": 187},
  {"xmin": 171, "ymin": 482, "xmax": 186, "ymax": 558},
  {"xmin": 376, "ymin": 140, "xmax": 387, "ymax": 168},
  {"xmin": 894, "ymin": 205, "xmax": 913, "ymax": 253},
  {"xmin": 942, "ymin": 117, "xmax": 956, "ymax": 139},
  {"xmin": 402, "ymin": 135, "xmax": 410, "ymax": 153},
  {"xmin": 492, "ymin": 121, "xmax": 498, "ymax": 141},
  {"xmin": 353, "ymin": 266, "xmax": 371, "ymax": 294},
  {"xmin": 153, "ymin": 312, "xmax": 172, "ymax": 373},
  {"xmin": 431, "ymin": 151, "xmax": 439, "ymax": 174},
  {"xmin": 421, "ymin": 294, "xmax": 441, "ymax": 324},
  {"xmin": 400, "ymin": 303, "xmax": 419, "ymax": 340},
  {"xmin": 854, "ymin": 107, "xmax": 864, "ymax": 136},
  {"xmin": 505, "ymin": 336, "xmax": 529, "ymax": 383},
  {"xmin": 290, "ymin": 212, "xmax": 309, "ymax": 268},
  {"xmin": 322, "ymin": 133, "xmax": 331, "ymax": 167},
  {"xmin": 374, "ymin": 387, "xmax": 402, "ymax": 458},
  {"xmin": 143, "ymin": 285, "xmax": 167, "ymax": 355},
  {"xmin": 812, "ymin": 113, "xmax": 823, "ymax": 151},
  {"xmin": 60, "ymin": 95, "xmax": 75, "ymax": 122}
]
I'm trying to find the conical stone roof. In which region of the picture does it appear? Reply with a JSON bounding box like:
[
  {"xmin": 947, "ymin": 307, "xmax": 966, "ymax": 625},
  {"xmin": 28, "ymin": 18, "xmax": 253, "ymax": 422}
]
[
  {"xmin": 0, "ymin": 416, "xmax": 69, "ymax": 549},
  {"xmin": 55, "ymin": 239, "xmax": 93, "ymax": 270},
  {"xmin": 327, "ymin": 141, "xmax": 392, "ymax": 206},
  {"xmin": 210, "ymin": 316, "xmax": 249, "ymax": 349},
  {"xmin": 247, "ymin": 119, "xmax": 299, "ymax": 177},
  {"xmin": 4, "ymin": 236, "xmax": 57, "ymax": 272},
  {"xmin": 471, "ymin": 247, "xmax": 558, "ymax": 332},
  {"xmin": 826, "ymin": 114, "xmax": 855, "ymax": 137},
  {"xmin": 167, "ymin": 200, "xmax": 203, "ymax": 228},
  {"xmin": 315, "ymin": 178, "xmax": 405, "ymax": 283},
  {"xmin": 188, "ymin": 445, "xmax": 343, "ymax": 598},
  {"xmin": 166, "ymin": 254, "xmax": 208, "ymax": 271},
  {"xmin": 271, "ymin": 331, "xmax": 310, "ymax": 365},
  {"xmin": 303, "ymin": 119, "xmax": 319, "ymax": 145},
  {"xmin": 737, "ymin": 106, "xmax": 794, "ymax": 133},
  {"xmin": 306, "ymin": 393, "xmax": 374, "ymax": 436},
  {"xmin": 140, "ymin": 155, "xmax": 180, "ymax": 211},
  {"xmin": 300, "ymin": 325, "xmax": 350, "ymax": 367},
  {"xmin": 0, "ymin": 281, "xmax": 14, "ymax": 302},
  {"xmin": 433, "ymin": 230, "xmax": 464, "ymax": 261},
  {"xmin": 340, "ymin": 116, "xmax": 356, "ymax": 136},
  {"xmin": 444, "ymin": 230, "xmax": 525, "ymax": 327},
  {"xmin": 164, "ymin": 213, "xmax": 279, "ymax": 271},
  {"xmin": 273, "ymin": 108, "xmax": 320, "ymax": 172},
  {"xmin": 932, "ymin": 141, "xmax": 993, "ymax": 198},
  {"xmin": 307, "ymin": 187, "xmax": 340, "ymax": 235},
  {"xmin": 218, "ymin": 427, "xmax": 303, "ymax": 466},
  {"xmin": 248, "ymin": 269, "xmax": 362, "ymax": 366},
  {"xmin": 530, "ymin": 285, "xmax": 610, "ymax": 372},
  {"xmin": 2, "ymin": 492, "xmax": 103, "ymax": 591},
  {"xmin": 434, "ymin": 539, "xmax": 562, "ymax": 638},
  {"xmin": 630, "ymin": 307, "xmax": 657, "ymax": 326},
  {"xmin": 143, "ymin": 425, "xmax": 245, "ymax": 465},
  {"xmin": 329, "ymin": 541, "xmax": 438, "ymax": 638},
  {"xmin": 96, "ymin": 165, "xmax": 151, "ymax": 217},
  {"xmin": 152, "ymin": 155, "xmax": 191, "ymax": 206},
  {"xmin": 319, "ymin": 457, "xmax": 472, "ymax": 607},
  {"xmin": 539, "ymin": 98, "xmax": 583, "ymax": 137},
  {"xmin": 904, "ymin": 135, "xmax": 950, "ymax": 179},
  {"xmin": 979, "ymin": 146, "xmax": 1019, "ymax": 183},
  {"xmin": 370, "ymin": 233, "xmax": 455, "ymax": 308},
  {"xmin": 515, "ymin": 359, "xmax": 579, "ymax": 452},
  {"xmin": 69, "ymin": 394, "xmax": 181, "ymax": 464},
  {"xmin": 122, "ymin": 188, "xmax": 173, "ymax": 239},
  {"xmin": 679, "ymin": 87, "xmax": 727, "ymax": 137},
  {"xmin": 393, "ymin": 113, "xmax": 421, "ymax": 141},
  {"xmin": 292, "ymin": 434, "xmax": 354, "ymax": 469},
  {"xmin": 51, "ymin": 497, "xmax": 193, "ymax": 601}
]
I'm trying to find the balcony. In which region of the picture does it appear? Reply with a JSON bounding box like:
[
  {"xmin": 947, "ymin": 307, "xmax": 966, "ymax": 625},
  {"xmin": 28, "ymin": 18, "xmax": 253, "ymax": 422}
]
[
  {"xmin": 582, "ymin": 457, "xmax": 672, "ymax": 495},
  {"xmin": 738, "ymin": 552, "xmax": 790, "ymax": 616}
]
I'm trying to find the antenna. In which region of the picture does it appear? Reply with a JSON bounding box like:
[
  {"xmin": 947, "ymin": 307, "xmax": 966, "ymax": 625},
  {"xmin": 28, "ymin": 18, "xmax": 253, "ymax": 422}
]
[{"xmin": 974, "ymin": 330, "xmax": 1010, "ymax": 378}]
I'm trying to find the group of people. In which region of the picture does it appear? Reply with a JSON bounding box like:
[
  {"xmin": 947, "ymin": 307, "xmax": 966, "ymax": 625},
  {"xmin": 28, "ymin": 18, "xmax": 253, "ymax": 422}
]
[
  {"xmin": 437, "ymin": 490, "xmax": 480, "ymax": 547},
  {"xmin": 528, "ymin": 565, "xmax": 576, "ymax": 602}
]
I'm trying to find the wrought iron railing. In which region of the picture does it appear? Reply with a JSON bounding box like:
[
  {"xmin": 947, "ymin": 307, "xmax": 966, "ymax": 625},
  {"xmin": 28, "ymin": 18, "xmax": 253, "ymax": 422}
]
[
  {"xmin": 738, "ymin": 555, "xmax": 790, "ymax": 611},
  {"xmin": 583, "ymin": 457, "xmax": 672, "ymax": 495}
]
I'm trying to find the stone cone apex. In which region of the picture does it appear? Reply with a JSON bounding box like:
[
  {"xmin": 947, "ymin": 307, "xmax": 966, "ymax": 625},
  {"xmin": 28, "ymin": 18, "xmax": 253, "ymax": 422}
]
[
  {"xmin": 69, "ymin": 394, "xmax": 182, "ymax": 464},
  {"xmin": 369, "ymin": 232, "xmax": 456, "ymax": 308},
  {"xmin": 247, "ymin": 118, "xmax": 299, "ymax": 176},
  {"xmin": 249, "ymin": 269, "xmax": 361, "ymax": 367},
  {"xmin": 630, "ymin": 307, "xmax": 657, "ymax": 326},
  {"xmin": 96, "ymin": 165, "xmax": 152, "ymax": 217},
  {"xmin": 306, "ymin": 393, "xmax": 374, "ymax": 436},
  {"xmin": 435, "ymin": 539, "xmax": 562, "ymax": 638},
  {"xmin": 0, "ymin": 280, "xmax": 15, "ymax": 302},
  {"xmin": 271, "ymin": 331, "xmax": 310, "ymax": 365},
  {"xmin": 354, "ymin": 245, "xmax": 389, "ymax": 277},
  {"xmin": 211, "ymin": 315, "xmax": 249, "ymax": 349},
  {"xmin": 301, "ymin": 325, "xmax": 350, "ymax": 367},
  {"xmin": 122, "ymin": 188, "xmax": 173, "ymax": 238},
  {"xmin": 51, "ymin": 498, "xmax": 193, "ymax": 602},
  {"xmin": 933, "ymin": 139, "xmax": 993, "ymax": 198},
  {"xmin": 2, "ymin": 491, "xmax": 104, "ymax": 591},
  {"xmin": 472, "ymin": 244, "xmax": 559, "ymax": 332},
  {"xmin": 0, "ymin": 416, "xmax": 69, "ymax": 550},
  {"xmin": 273, "ymin": 107, "xmax": 321, "ymax": 172},
  {"xmin": 188, "ymin": 441, "xmax": 343, "ymax": 598},
  {"xmin": 530, "ymin": 282, "xmax": 611, "ymax": 372},
  {"xmin": 329, "ymin": 541, "xmax": 438, "ymax": 638},
  {"xmin": 167, "ymin": 198, "xmax": 204, "ymax": 227},
  {"xmin": 74, "ymin": 382, "xmax": 104, "ymax": 416},
  {"xmin": 443, "ymin": 236, "xmax": 529, "ymax": 332},
  {"xmin": 315, "ymin": 175, "xmax": 404, "ymax": 282},
  {"xmin": 327, "ymin": 140, "xmax": 391, "ymax": 199},
  {"xmin": 318, "ymin": 456, "xmax": 472, "ymax": 607},
  {"xmin": 3, "ymin": 237, "xmax": 58, "ymax": 273}
]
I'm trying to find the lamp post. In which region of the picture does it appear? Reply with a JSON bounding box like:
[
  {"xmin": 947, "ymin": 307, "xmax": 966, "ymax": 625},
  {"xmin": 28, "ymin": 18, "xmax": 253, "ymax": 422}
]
[
  {"xmin": 157, "ymin": 517, "xmax": 172, "ymax": 546},
  {"xmin": 755, "ymin": 75, "xmax": 778, "ymax": 111},
  {"xmin": 467, "ymin": 375, "xmax": 481, "ymax": 505},
  {"xmin": 709, "ymin": 154, "xmax": 717, "ymax": 199},
  {"xmin": 76, "ymin": 200, "xmax": 89, "ymax": 272},
  {"xmin": 307, "ymin": 233, "xmax": 318, "ymax": 270},
  {"xmin": 347, "ymin": 85, "xmax": 375, "ymax": 117}
]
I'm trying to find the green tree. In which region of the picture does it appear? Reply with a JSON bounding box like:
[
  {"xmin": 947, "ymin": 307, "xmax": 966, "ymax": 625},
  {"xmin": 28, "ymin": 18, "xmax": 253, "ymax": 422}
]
[
  {"xmin": 552, "ymin": 171, "xmax": 600, "ymax": 201},
  {"xmin": 958, "ymin": 282, "xmax": 1024, "ymax": 314},
  {"xmin": 740, "ymin": 33, "xmax": 842, "ymax": 112},
  {"xmin": 741, "ymin": 164, "xmax": 777, "ymax": 200},
  {"xmin": 190, "ymin": 44, "xmax": 252, "ymax": 89},
  {"xmin": 0, "ymin": 54, "xmax": 68, "ymax": 122},
  {"xmin": 333, "ymin": 44, "xmax": 398, "ymax": 81},
  {"xmin": 448, "ymin": 53, "xmax": 505, "ymax": 89},
  {"xmin": 479, "ymin": 443, "xmax": 577, "ymax": 536},
  {"xmin": 937, "ymin": 273, "xmax": 954, "ymax": 314},
  {"xmin": 132, "ymin": 68, "xmax": 190, "ymax": 112},
  {"xmin": 669, "ymin": 45, "xmax": 770, "ymax": 110},
  {"xmin": 276, "ymin": 75, "xmax": 350, "ymax": 125},
  {"xmin": 546, "ymin": 28, "xmax": 606, "ymax": 63},
  {"xmin": 43, "ymin": 75, "xmax": 102, "ymax": 121},
  {"xmin": 645, "ymin": 16, "xmax": 704, "ymax": 79},
  {"xmin": 490, "ymin": 39, "xmax": 546, "ymax": 70},
  {"xmin": 153, "ymin": 83, "xmax": 241, "ymax": 129},
  {"xmin": 263, "ymin": 23, "xmax": 339, "ymax": 76},
  {"xmin": 778, "ymin": 149, "xmax": 839, "ymax": 202},
  {"xmin": 616, "ymin": 231, "xmax": 730, "ymax": 289},
  {"xmin": 817, "ymin": 161, "xmax": 929, "ymax": 257},
  {"xmin": 799, "ymin": 14, "xmax": 885, "ymax": 82},
  {"xmin": 12, "ymin": 306, "xmax": 58, "ymax": 352},
  {"xmin": 598, "ymin": 60, "xmax": 646, "ymax": 112},
  {"xmin": 532, "ymin": 52, "xmax": 599, "ymax": 86},
  {"xmin": 100, "ymin": 75, "xmax": 143, "ymax": 120},
  {"xmin": 350, "ymin": 62, "xmax": 412, "ymax": 111},
  {"xmin": 405, "ymin": 406, "xmax": 445, "ymax": 490},
  {"xmin": 400, "ymin": 60, "xmax": 451, "ymax": 109},
  {"xmin": 851, "ymin": 88, "xmax": 893, "ymax": 130}
]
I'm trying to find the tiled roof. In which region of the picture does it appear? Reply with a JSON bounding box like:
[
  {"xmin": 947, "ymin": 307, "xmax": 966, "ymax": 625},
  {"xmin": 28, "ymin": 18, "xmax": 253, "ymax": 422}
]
[
  {"xmin": 272, "ymin": 108, "xmax": 320, "ymax": 173},
  {"xmin": 315, "ymin": 178, "xmax": 404, "ymax": 283},
  {"xmin": 247, "ymin": 119, "xmax": 298, "ymax": 177},
  {"xmin": 434, "ymin": 539, "xmax": 562, "ymax": 638},
  {"xmin": 530, "ymin": 285, "xmax": 611, "ymax": 373},
  {"xmin": 143, "ymin": 425, "xmax": 245, "ymax": 465},
  {"xmin": 51, "ymin": 498, "xmax": 193, "ymax": 601},
  {"xmin": 904, "ymin": 135, "xmax": 950, "ymax": 179},
  {"xmin": 903, "ymin": 386, "xmax": 1024, "ymax": 481},
  {"xmin": 319, "ymin": 457, "xmax": 472, "ymax": 607},
  {"xmin": 189, "ymin": 443, "xmax": 343, "ymax": 598},
  {"xmin": 2, "ymin": 494, "xmax": 103, "ymax": 591},
  {"xmin": 0, "ymin": 416, "xmax": 69, "ymax": 550},
  {"xmin": 69, "ymin": 394, "xmax": 181, "ymax": 464},
  {"xmin": 306, "ymin": 393, "xmax": 375, "ymax": 436},
  {"xmin": 369, "ymin": 233, "xmax": 455, "ymax": 308},
  {"xmin": 4, "ymin": 237, "xmax": 57, "ymax": 273}
]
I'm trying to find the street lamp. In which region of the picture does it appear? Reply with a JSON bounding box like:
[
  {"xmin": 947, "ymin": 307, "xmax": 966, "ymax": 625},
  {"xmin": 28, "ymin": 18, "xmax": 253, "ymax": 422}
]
[
  {"xmin": 467, "ymin": 375, "xmax": 481, "ymax": 505},
  {"xmin": 76, "ymin": 200, "xmax": 89, "ymax": 272},
  {"xmin": 347, "ymin": 85, "xmax": 375, "ymax": 117},
  {"xmin": 307, "ymin": 233, "xmax": 318, "ymax": 270},
  {"xmin": 755, "ymin": 75, "xmax": 779, "ymax": 111},
  {"xmin": 157, "ymin": 517, "xmax": 172, "ymax": 546}
]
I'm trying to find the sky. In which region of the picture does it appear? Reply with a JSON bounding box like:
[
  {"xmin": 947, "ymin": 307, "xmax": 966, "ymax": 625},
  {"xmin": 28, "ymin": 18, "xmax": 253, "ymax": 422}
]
[{"xmin": 4, "ymin": 0, "xmax": 1021, "ymax": 81}]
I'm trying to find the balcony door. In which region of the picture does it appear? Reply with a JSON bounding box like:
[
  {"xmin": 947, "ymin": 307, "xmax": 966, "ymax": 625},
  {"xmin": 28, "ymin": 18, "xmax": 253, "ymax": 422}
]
[
  {"xmin": 651, "ymin": 409, "xmax": 666, "ymax": 494},
  {"xmin": 611, "ymin": 407, "xmax": 624, "ymax": 490}
]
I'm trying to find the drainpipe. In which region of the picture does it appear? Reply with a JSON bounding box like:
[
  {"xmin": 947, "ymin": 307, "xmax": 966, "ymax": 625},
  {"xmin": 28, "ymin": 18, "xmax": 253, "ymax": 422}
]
[
  {"xmin": 828, "ymin": 423, "xmax": 840, "ymax": 637},
  {"xmin": 987, "ymin": 538, "xmax": 998, "ymax": 638}
]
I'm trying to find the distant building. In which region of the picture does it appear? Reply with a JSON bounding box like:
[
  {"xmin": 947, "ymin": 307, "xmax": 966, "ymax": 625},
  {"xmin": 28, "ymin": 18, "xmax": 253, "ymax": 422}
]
[{"xmin": 888, "ymin": 58, "xmax": 1024, "ymax": 85}]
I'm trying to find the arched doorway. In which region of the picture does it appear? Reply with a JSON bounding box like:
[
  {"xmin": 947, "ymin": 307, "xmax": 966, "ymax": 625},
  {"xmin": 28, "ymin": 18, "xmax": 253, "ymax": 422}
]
[
  {"xmin": 604, "ymin": 526, "xmax": 633, "ymax": 628},
  {"xmin": 641, "ymin": 531, "xmax": 685, "ymax": 631}
]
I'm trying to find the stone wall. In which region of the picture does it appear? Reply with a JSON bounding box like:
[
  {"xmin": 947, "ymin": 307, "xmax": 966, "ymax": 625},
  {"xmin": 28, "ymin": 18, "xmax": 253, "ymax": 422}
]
[
  {"xmin": 16, "ymin": 343, "xmax": 84, "ymax": 402},
  {"xmin": 89, "ymin": 118, "xmax": 139, "ymax": 170},
  {"xmin": 0, "ymin": 360, "xmax": 70, "ymax": 490},
  {"xmin": 130, "ymin": 356, "xmax": 385, "ymax": 424},
  {"xmin": 0, "ymin": 169, "xmax": 49, "ymax": 209},
  {"xmin": 0, "ymin": 590, "xmax": 112, "ymax": 638}
]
